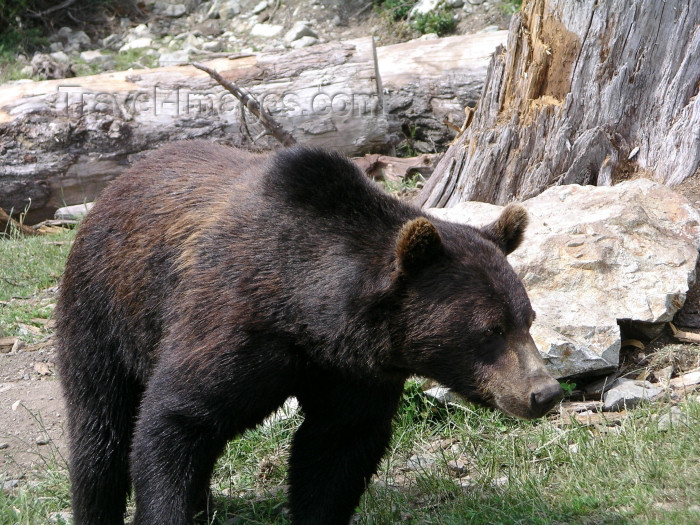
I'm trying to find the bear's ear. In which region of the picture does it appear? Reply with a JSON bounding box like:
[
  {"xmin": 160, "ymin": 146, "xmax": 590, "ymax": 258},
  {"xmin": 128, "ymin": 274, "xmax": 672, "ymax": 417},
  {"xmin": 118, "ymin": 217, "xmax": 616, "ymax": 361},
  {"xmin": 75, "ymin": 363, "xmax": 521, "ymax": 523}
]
[
  {"xmin": 481, "ymin": 203, "xmax": 528, "ymax": 255},
  {"xmin": 396, "ymin": 217, "xmax": 444, "ymax": 274}
]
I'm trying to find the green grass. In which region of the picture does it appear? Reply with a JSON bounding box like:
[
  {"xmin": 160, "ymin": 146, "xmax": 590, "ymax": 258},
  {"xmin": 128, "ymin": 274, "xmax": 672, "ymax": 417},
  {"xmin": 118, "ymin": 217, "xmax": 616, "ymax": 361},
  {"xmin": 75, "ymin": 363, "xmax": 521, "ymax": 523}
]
[
  {"xmin": 0, "ymin": 228, "xmax": 75, "ymax": 340},
  {"xmin": 114, "ymin": 48, "xmax": 157, "ymax": 70},
  {"xmin": 0, "ymin": 470, "xmax": 71, "ymax": 525},
  {"xmin": 380, "ymin": 173, "xmax": 424, "ymax": 194},
  {"xmin": 205, "ymin": 394, "xmax": 700, "ymax": 524},
  {"xmin": 1, "ymin": 229, "xmax": 699, "ymax": 525},
  {"xmin": 3, "ymin": 392, "xmax": 699, "ymax": 524},
  {"xmin": 70, "ymin": 56, "xmax": 103, "ymax": 78},
  {"xmin": 0, "ymin": 52, "xmax": 34, "ymax": 83},
  {"xmin": 374, "ymin": 0, "xmax": 417, "ymax": 21},
  {"xmin": 374, "ymin": 0, "xmax": 456, "ymax": 39},
  {"xmin": 0, "ymin": 408, "xmax": 71, "ymax": 525}
]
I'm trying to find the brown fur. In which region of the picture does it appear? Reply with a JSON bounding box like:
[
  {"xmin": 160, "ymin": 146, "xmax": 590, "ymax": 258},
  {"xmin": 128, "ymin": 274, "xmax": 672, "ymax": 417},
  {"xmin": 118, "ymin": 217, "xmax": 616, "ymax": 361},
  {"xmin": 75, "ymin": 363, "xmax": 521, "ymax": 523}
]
[
  {"xmin": 396, "ymin": 217, "xmax": 444, "ymax": 273},
  {"xmin": 482, "ymin": 203, "xmax": 529, "ymax": 254}
]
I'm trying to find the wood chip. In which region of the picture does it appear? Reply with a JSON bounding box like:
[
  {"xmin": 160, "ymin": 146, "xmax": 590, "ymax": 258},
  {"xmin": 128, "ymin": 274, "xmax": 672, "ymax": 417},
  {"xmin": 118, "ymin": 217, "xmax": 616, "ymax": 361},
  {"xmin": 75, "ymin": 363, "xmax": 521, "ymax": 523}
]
[
  {"xmin": 669, "ymin": 369, "xmax": 700, "ymax": 392},
  {"xmin": 669, "ymin": 322, "xmax": 700, "ymax": 343},
  {"xmin": 560, "ymin": 400, "xmax": 604, "ymax": 414},
  {"xmin": 0, "ymin": 337, "xmax": 16, "ymax": 353},
  {"xmin": 621, "ymin": 339, "xmax": 645, "ymax": 349},
  {"xmin": 571, "ymin": 411, "xmax": 626, "ymax": 426},
  {"xmin": 33, "ymin": 362, "xmax": 53, "ymax": 376}
]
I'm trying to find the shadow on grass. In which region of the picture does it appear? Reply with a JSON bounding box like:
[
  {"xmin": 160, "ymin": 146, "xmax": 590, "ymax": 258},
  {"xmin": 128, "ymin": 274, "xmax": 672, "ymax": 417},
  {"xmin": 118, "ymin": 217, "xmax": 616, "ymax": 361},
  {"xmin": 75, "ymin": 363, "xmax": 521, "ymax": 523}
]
[{"xmin": 200, "ymin": 485, "xmax": 634, "ymax": 525}]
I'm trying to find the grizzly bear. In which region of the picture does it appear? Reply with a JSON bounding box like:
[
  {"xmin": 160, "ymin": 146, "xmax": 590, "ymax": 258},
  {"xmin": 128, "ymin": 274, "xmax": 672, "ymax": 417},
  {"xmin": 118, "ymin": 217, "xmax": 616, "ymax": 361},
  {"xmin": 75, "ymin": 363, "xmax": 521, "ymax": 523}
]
[{"xmin": 56, "ymin": 140, "xmax": 563, "ymax": 525}]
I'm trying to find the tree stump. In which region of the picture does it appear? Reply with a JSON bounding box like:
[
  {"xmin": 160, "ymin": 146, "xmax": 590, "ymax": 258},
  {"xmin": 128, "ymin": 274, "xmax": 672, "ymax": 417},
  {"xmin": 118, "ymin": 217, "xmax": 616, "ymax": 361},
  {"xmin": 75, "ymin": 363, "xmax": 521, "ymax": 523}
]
[{"xmin": 417, "ymin": 0, "xmax": 700, "ymax": 208}]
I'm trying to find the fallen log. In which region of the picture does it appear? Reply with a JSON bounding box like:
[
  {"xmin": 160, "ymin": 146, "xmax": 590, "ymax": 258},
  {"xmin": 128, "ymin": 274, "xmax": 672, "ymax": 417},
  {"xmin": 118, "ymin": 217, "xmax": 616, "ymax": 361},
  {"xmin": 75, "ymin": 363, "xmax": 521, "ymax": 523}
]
[
  {"xmin": 377, "ymin": 31, "xmax": 507, "ymax": 152},
  {"xmin": 0, "ymin": 33, "xmax": 504, "ymax": 223},
  {"xmin": 353, "ymin": 153, "xmax": 438, "ymax": 183},
  {"xmin": 0, "ymin": 38, "xmax": 389, "ymax": 223},
  {"xmin": 669, "ymin": 323, "xmax": 700, "ymax": 345}
]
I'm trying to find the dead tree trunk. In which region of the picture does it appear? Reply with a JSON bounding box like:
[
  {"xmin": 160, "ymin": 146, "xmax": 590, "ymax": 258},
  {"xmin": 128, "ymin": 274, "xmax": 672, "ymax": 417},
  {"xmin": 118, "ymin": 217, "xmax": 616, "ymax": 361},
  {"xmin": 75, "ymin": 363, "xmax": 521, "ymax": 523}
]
[{"xmin": 417, "ymin": 0, "xmax": 700, "ymax": 209}]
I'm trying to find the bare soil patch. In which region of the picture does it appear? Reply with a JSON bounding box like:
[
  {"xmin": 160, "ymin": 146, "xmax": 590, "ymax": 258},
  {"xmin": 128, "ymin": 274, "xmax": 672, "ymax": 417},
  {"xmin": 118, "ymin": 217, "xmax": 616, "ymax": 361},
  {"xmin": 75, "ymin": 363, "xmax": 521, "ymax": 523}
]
[{"xmin": 1, "ymin": 336, "xmax": 67, "ymax": 482}]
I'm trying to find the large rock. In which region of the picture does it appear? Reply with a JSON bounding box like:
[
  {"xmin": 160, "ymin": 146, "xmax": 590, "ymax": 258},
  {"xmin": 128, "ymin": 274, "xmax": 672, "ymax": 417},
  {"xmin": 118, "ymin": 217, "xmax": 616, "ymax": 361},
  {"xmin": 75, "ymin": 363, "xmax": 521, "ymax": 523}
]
[
  {"xmin": 284, "ymin": 21, "xmax": 318, "ymax": 44},
  {"xmin": 218, "ymin": 0, "xmax": 241, "ymax": 19},
  {"xmin": 31, "ymin": 54, "xmax": 74, "ymax": 80},
  {"xmin": 153, "ymin": 2, "xmax": 188, "ymax": 17},
  {"xmin": 602, "ymin": 378, "xmax": 664, "ymax": 411},
  {"xmin": 119, "ymin": 37, "xmax": 154, "ymax": 53},
  {"xmin": 51, "ymin": 27, "xmax": 91, "ymax": 52},
  {"xmin": 429, "ymin": 180, "xmax": 700, "ymax": 378},
  {"xmin": 410, "ymin": 0, "xmax": 443, "ymax": 17},
  {"xmin": 250, "ymin": 23, "xmax": 283, "ymax": 38}
]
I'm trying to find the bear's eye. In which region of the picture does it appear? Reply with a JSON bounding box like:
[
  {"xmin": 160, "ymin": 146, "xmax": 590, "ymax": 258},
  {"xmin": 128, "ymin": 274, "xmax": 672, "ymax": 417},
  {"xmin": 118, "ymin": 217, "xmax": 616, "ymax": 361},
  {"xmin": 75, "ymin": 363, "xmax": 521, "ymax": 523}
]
[{"xmin": 484, "ymin": 326, "xmax": 505, "ymax": 338}]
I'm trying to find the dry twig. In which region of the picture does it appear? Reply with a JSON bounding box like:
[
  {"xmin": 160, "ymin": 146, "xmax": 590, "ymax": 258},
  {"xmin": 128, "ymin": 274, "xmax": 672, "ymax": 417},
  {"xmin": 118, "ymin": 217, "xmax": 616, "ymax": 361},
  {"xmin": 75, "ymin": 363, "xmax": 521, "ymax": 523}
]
[
  {"xmin": 192, "ymin": 62, "xmax": 297, "ymax": 147},
  {"xmin": 27, "ymin": 0, "xmax": 79, "ymax": 18},
  {"xmin": 669, "ymin": 322, "xmax": 700, "ymax": 344},
  {"xmin": 0, "ymin": 208, "xmax": 39, "ymax": 237}
]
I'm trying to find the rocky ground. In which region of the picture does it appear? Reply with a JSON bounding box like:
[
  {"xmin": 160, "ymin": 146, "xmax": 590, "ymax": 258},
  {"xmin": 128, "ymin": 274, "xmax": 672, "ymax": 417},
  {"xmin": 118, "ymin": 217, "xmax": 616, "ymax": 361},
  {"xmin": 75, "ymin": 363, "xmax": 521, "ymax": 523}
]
[
  {"xmin": 11, "ymin": 0, "xmax": 513, "ymax": 81},
  {"xmin": 0, "ymin": 289, "xmax": 65, "ymax": 486}
]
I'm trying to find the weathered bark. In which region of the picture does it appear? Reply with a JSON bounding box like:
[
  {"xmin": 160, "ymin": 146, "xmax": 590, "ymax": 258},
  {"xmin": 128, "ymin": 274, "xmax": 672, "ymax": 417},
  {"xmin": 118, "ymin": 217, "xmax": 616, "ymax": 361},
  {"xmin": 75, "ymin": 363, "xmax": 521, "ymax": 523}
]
[
  {"xmin": 417, "ymin": 0, "xmax": 700, "ymax": 208},
  {"xmin": 0, "ymin": 33, "xmax": 504, "ymax": 223}
]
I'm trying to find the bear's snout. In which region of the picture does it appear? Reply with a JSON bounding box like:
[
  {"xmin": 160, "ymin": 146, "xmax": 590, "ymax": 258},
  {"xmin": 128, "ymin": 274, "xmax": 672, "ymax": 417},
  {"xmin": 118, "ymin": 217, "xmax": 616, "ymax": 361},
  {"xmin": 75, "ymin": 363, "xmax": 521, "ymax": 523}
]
[{"xmin": 529, "ymin": 380, "xmax": 564, "ymax": 418}]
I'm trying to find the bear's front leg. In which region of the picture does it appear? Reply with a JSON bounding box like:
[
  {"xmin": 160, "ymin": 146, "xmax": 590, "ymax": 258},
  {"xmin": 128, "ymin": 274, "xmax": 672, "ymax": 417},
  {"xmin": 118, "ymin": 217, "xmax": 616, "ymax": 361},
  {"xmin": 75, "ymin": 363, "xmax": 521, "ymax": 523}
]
[
  {"xmin": 288, "ymin": 373, "xmax": 405, "ymax": 525},
  {"xmin": 130, "ymin": 340, "xmax": 297, "ymax": 525}
]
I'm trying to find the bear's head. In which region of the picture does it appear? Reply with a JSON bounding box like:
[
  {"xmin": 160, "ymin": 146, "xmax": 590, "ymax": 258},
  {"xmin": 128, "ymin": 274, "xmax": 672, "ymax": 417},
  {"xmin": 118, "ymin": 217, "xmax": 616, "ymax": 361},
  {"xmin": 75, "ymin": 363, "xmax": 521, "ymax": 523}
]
[{"xmin": 389, "ymin": 204, "xmax": 563, "ymax": 419}]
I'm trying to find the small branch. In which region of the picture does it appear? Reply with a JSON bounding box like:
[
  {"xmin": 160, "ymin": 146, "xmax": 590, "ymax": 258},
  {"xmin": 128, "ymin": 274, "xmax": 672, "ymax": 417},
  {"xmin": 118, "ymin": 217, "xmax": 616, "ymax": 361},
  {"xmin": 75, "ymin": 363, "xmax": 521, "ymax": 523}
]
[
  {"xmin": 352, "ymin": 2, "xmax": 373, "ymax": 17},
  {"xmin": 31, "ymin": 219, "xmax": 79, "ymax": 229},
  {"xmin": 442, "ymin": 117, "xmax": 461, "ymax": 134},
  {"xmin": 1, "ymin": 277, "xmax": 24, "ymax": 287},
  {"xmin": 239, "ymin": 102, "xmax": 253, "ymax": 143},
  {"xmin": 0, "ymin": 208, "xmax": 40, "ymax": 237},
  {"xmin": 669, "ymin": 322, "xmax": 700, "ymax": 344},
  {"xmin": 27, "ymin": 0, "xmax": 78, "ymax": 18},
  {"xmin": 268, "ymin": 0, "xmax": 282, "ymax": 22},
  {"xmin": 192, "ymin": 62, "xmax": 297, "ymax": 147}
]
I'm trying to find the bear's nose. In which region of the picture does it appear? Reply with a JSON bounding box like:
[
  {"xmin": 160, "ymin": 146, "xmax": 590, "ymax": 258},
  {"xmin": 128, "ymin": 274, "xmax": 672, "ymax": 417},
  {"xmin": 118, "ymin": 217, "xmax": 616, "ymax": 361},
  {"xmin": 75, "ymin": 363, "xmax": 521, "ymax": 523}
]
[{"xmin": 530, "ymin": 381, "xmax": 564, "ymax": 417}]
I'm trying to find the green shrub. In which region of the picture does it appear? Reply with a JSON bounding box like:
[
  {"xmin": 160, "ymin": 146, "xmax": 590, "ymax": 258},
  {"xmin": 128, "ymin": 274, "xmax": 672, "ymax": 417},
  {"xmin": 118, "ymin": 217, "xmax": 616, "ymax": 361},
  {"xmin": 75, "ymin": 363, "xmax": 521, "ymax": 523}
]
[
  {"xmin": 374, "ymin": 0, "xmax": 419, "ymax": 21},
  {"xmin": 411, "ymin": 8, "xmax": 456, "ymax": 36},
  {"xmin": 500, "ymin": 0, "xmax": 523, "ymax": 15}
]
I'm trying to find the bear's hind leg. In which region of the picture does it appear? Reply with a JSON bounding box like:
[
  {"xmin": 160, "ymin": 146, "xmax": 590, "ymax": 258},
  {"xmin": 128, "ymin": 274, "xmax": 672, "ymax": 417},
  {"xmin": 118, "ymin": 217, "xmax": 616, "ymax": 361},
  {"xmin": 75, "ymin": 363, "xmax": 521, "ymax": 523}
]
[
  {"xmin": 288, "ymin": 374, "xmax": 405, "ymax": 525},
  {"xmin": 59, "ymin": 349, "xmax": 142, "ymax": 525}
]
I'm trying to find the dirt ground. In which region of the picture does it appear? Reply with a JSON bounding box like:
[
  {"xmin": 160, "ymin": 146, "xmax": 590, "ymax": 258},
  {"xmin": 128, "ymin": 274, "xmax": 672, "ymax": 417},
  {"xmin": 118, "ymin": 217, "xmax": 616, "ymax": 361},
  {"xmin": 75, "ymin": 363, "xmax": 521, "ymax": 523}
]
[{"xmin": 0, "ymin": 331, "xmax": 67, "ymax": 482}]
